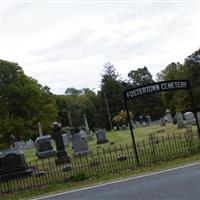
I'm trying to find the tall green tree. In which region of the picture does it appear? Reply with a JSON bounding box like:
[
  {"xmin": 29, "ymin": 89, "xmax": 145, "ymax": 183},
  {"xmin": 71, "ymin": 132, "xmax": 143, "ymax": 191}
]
[
  {"xmin": 128, "ymin": 66, "xmax": 154, "ymax": 86},
  {"xmin": 0, "ymin": 60, "xmax": 57, "ymax": 143},
  {"xmin": 96, "ymin": 62, "xmax": 124, "ymax": 129}
]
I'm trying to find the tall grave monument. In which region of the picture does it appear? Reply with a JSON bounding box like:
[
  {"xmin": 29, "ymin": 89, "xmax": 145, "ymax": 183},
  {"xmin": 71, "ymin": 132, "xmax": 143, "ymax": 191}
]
[
  {"xmin": 52, "ymin": 122, "xmax": 70, "ymax": 164},
  {"xmin": 35, "ymin": 122, "xmax": 56, "ymax": 159},
  {"xmin": 83, "ymin": 114, "xmax": 90, "ymax": 134}
]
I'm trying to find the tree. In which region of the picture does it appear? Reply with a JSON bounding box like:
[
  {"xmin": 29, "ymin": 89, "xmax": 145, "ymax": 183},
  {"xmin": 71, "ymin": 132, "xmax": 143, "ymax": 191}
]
[
  {"xmin": 0, "ymin": 59, "xmax": 57, "ymax": 144},
  {"xmin": 65, "ymin": 87, "xmax": 82, "ymax": 96},
  {"xmin": 128, "ymin": 66, "xmax": 154, "ymax": 86},
  {"xmin": 97, "ymin": 62, "xmax": 124, "ymax": 129}
]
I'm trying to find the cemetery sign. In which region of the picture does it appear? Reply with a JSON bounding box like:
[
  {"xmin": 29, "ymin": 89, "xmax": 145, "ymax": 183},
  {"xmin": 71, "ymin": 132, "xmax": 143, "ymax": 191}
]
[
  {"xmin": 123, "ymin": 80, "xmax": 200, "ymax": 165},
  {"xmin": 124, "ymin": 80, "xmax": 190, "ymax": 100}
]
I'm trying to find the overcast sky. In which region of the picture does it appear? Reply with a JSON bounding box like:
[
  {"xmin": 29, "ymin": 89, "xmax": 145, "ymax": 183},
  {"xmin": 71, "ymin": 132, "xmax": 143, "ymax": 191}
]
[{"xmin": 1, "ymin": 1, "xmax": 200, "ymax": 94}]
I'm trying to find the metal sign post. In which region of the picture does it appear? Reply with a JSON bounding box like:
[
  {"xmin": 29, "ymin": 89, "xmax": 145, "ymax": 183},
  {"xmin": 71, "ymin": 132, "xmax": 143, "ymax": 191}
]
[{"xmin": 124, "ymin": 98, "xmax": 139, "ymax": 165}]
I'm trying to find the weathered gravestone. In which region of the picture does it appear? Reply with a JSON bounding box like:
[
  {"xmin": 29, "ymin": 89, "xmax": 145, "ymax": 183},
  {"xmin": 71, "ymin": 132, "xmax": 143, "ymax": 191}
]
[
  {"xmin": 139, "ymin": 116, "xmax": 143, "ymax": 126},
  {"xmin": 0, "ymin": 149, "xmax": 31, "ymax": 179},
  {"xmin": 71, "ymin": 130, "xmax": 90, "ymax": 155},
  {"xmin": 96, "ymin": 129, "xmax": 109, "ymax": 144},
  {"xmin": 62, "ymin": 134, "xmax": 68, "ymax": 147},
  {"xmin": 52, "ymin": 122, "xmax": 71, "ymax": 164},
  {"xmin": 14, "ymin": 141, "xmax": 23, "ymax": 150},
  {"xmin": 160, "ymin": 117, "xmax": 166, "ymax": 127},
  {"xmin": 35, "ymin": 135, "xmax": 56, "ymax": 159},
  {"xmin": 145, "ymin": 115, "xmax": 151, "ymax": 126},
  {"xmin": 176, "ymin": 112, "xmax": 185, "ymax": 129},
  {"xmin": 165, "ymin": 109, "xmax": 173, "ymax": 122},
  {"xmin": 35, "ymin": 122, "xmax": 55, "ymax": 159},
  {"xmin": 79, "ymin": 130, "xmax": 87, "ymax": 138},
  {"xmin": 184, "ymin": 112, "xmax": 196, "ymax": 124},
  {"xmin": 25, "ymin": 139, "xmax": 34, "ymax": 149}
]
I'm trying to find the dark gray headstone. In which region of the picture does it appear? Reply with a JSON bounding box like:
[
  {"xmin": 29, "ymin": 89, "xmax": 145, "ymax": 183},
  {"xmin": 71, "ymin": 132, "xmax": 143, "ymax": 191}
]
[
  {"xmin": 96, "ymin": 129, "xmax": 109, "ymax": 144},
  {"xmin": 71, "ymin": 133, "xmax": 90, "ymax": 155},
  {"xmin": 0, "ymin": 149, "xmax": 31, "ymax": 179},
  {"xmin": 35, "ymin": 135, "xmax": 56, "ymax": 159}
]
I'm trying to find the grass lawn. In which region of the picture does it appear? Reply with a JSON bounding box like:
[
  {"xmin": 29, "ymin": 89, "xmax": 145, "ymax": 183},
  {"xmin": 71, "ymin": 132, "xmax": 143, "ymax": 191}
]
[{"xmin": 24, "ymin": 123, "xmax": 197, "ymax": 162}]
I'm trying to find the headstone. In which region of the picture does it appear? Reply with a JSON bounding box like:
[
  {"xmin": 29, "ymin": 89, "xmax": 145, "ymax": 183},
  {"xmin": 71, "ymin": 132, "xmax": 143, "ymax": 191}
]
[
  {"xmin": 139, "ymin": 116, "xmax": 143, "ymax": 126},
  {"xmin": 25, "ymin": 139, "xmax": 34, "ymax": 149},
  {"xmin": 62, "ymin": 134, "xmax": 68, "ymax": 147},
  {"xmin": 145, "ymin": 115, "xmax": 151, "ymax": 126},
  {"xmin": 184, "ymin": 112, "xmax": 196, "ymax": 124},
  {"xmin": 0, "ymin": 149, "xmax": 31, "ymax": 179},
  {"xmin": 160, "ymin": 117, "xmax": 166, "ymax": 126},
  {"xmin": 35, "ymin": 135, "xmax": 56, "ymax": 159},
  {"xmin": 173, "ymin": 116, "xmax": 177, "ymax": 125},
  {"xmin": 64, "ymin": 127, "xmax": 72, "ymax": 142},
  {"xmin": 71, "ymin": 131, "xmax": 90, "ymax": 155},
  {"xmin": 176, "ymin": 112, "xmax": 185, "ymax": 129},
  {"xmin": 52, "ymin": 122, "xmax": 70, "ymax": 164},
  {"xmin": 96, "ymin": 129, "xmax": 109, "ymax": 144},
  {"xmin": 79, "ymin": 130, "xmax": 87, "ymax": 138},
  {"xmin": 14, "ymin": 141, "xmax": 23, "ymax": 150},
  {"xmin": 130, "ymin": 120, "xmax": 136, "ymax": 129},
  {"xmin": 165, "ymin": 109, "xmax": 173, "ymax": 122}
]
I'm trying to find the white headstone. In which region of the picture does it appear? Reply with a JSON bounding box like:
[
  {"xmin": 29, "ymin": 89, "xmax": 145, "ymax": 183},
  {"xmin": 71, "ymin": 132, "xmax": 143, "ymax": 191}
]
[{"xmin": 184, "ymin": 112, "xmax": 195, "ymax": 124}]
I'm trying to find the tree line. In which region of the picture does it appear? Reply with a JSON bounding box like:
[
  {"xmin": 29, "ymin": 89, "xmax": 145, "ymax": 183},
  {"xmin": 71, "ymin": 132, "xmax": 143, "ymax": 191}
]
[{"xmin": 0, "ymin": 49, "xmax": 200, "ymax": 145}]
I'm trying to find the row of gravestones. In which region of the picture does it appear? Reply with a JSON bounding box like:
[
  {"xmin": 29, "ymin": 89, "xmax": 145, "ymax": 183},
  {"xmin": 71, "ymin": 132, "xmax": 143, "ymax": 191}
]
[
  {"xmin": 0, "ymin": 123, "xmax": 109, "ymax": 179},
  {"xmin": 160, "ymin": 111, "xmax": 199, "ymax": 129}
]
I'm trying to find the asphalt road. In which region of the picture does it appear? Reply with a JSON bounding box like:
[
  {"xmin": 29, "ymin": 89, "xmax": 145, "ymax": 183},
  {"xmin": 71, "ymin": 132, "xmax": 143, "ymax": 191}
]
[{"xmin": 34, "ymin": 163, "xmax": 200, "ymax": 200}]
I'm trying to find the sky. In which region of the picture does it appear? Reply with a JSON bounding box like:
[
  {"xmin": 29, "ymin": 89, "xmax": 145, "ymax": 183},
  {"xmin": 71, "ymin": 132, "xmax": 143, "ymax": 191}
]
[{"xmin": 0, "ymin": 1, "xmax": 200, "ymax": 94}]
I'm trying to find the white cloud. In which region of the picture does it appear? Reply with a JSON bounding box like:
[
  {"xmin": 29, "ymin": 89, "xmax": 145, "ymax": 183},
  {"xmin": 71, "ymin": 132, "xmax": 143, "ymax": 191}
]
[{"xmin": 1, "ymin": 2, "xmax": 200, "ymax": 94}]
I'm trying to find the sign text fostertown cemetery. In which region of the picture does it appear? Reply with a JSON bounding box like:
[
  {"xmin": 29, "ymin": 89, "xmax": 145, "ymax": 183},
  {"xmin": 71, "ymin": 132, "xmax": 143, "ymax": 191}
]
[{"xmin": 124, "ymin": 80, "xmax": 190, "ymax": 100}]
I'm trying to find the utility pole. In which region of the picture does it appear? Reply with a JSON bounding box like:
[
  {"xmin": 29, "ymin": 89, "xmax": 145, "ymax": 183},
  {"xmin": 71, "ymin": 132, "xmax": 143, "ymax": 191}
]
[{"xmin": 104, "ymin": 92, "xmax": 113, "ymax": 130}]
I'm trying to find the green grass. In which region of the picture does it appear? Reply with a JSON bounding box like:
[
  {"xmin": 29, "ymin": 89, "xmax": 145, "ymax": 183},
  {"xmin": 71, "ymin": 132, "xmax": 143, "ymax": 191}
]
[
  {"xmin": 2, "ymin": 154, "xmax": 200, "ymax": 200},
  {"xmin": 24, "ymin": 123, "xmax": 197, "ymax": 162}
]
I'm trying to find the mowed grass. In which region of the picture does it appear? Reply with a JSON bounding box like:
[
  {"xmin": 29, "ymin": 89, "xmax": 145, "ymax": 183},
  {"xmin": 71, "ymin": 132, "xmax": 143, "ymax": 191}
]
[{"xmin": 24, "ymin": 123, "xmax": 197, "ymax": 162}]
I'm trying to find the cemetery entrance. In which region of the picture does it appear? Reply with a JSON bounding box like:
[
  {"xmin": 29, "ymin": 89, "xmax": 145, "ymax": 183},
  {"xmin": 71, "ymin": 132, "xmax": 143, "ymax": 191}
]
[{"xmin": 123, "ymin": 80, "xmax": 200, "ymax": 164}]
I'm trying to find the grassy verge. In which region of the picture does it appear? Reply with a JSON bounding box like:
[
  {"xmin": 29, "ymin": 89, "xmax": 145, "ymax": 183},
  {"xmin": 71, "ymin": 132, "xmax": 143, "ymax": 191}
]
[{"xmin": 2, "ymin": 154, "xmax": 200, "ymax": 200}]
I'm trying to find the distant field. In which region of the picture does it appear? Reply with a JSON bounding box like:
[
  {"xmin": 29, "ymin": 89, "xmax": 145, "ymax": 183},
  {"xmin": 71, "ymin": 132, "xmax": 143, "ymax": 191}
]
[{"xmin": 24, "ymin": 123, "xmax": 197, "ymax": 162}]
